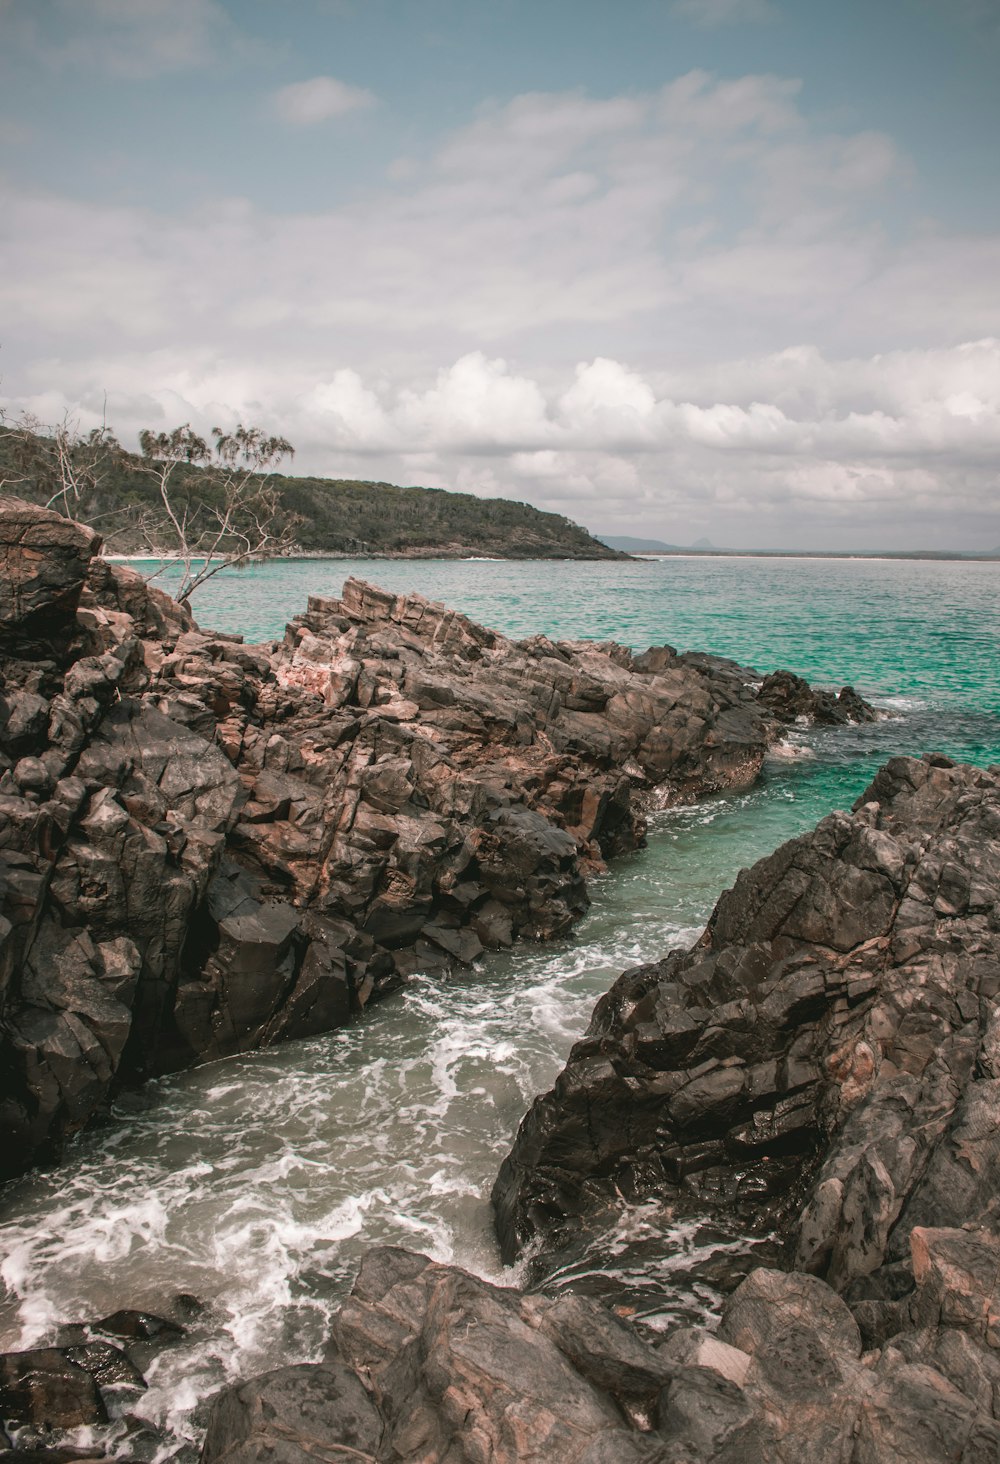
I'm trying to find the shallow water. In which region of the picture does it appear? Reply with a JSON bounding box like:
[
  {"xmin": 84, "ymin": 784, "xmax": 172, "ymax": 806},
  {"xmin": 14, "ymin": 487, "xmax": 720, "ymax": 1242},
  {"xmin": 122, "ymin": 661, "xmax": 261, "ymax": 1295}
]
[{"xmin": 2, "ymin": 555, "xmax": 999, "ymax": 1455}]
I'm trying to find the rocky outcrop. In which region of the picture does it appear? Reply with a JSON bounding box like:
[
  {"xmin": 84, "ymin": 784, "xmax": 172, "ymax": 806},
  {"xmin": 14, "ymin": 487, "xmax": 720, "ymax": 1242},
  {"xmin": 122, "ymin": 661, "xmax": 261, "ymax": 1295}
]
[
  {"xmin": 484, "ymin": 753, "xmax": 1000, "ymax": 1459},
  {"xmin": 0, "ymin": 499, "xmax": 872, "ymax": 1178},
  {"xmin": 196, "ymin": 758, "xmax": 1000, "ymax": 1464},
  {"xmin": 756, "ymin": 669, "xmax": 878, "ymax": 727},
  {"xmin": 493, "ymin": 755, "xmax": 1000, "ymax": 1277},
  {"xmin": 199, "ymin": 1241, "xmax": 1000, "ymax": 1463}
]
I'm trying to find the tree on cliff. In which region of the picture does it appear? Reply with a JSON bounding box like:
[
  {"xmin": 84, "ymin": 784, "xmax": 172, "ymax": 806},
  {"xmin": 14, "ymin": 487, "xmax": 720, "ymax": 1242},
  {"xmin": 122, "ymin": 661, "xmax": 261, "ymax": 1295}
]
[{"xmin": 134, "ymin": 423, "xmax": 298, "ymax": 603}]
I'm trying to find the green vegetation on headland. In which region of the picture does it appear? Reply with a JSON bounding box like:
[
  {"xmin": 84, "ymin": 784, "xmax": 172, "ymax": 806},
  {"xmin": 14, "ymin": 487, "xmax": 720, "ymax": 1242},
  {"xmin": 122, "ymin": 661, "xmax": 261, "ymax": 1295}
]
[
  {"xmin": 0, "ymin": 425, "xmax": 623, "ymax": 561},
  {"xmin": 273, "ymin": 474, "xmax": 624, "ymax": 559}
]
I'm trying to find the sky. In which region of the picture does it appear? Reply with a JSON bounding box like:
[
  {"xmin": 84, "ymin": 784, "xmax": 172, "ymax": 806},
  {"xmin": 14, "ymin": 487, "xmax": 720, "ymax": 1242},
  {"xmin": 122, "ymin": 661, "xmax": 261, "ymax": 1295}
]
[{"xmin": 1, "ymin": 0, "xmax": 999, "ymax": 551}]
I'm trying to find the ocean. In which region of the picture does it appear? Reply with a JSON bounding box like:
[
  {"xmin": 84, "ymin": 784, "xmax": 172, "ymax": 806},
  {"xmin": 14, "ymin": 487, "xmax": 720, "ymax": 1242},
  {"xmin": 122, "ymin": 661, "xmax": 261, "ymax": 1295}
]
[{"xmin": 2, "ymin": 554, "xmax": 998, "ymax": 1457}]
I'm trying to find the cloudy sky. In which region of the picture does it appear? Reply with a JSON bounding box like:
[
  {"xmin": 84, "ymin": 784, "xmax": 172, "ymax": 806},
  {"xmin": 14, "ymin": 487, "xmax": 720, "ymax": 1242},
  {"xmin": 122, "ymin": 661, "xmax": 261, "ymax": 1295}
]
[{"xmin": 2, "ymin": 0, "xmax": 999, "ymax": 550}]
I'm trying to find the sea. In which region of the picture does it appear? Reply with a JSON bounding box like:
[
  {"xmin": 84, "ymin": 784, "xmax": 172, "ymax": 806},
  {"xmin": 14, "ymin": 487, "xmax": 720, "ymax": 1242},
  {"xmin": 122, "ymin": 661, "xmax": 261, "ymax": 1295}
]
[{"xmin": 2, "ymin": 554, "xmax": 998, "ymax": 1458}]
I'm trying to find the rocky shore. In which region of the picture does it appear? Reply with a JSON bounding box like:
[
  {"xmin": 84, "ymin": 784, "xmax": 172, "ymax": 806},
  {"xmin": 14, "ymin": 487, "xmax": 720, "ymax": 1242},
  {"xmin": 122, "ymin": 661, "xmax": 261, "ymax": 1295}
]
[
  {"xmin": 192, "ymin": 755, "xmax": 1000, "ymax": 1463},
  {"xmin": 8, "ymin": 753, "xmax": 996, "ymax": 1461},
  {"xmin": 0, "ymin": 498, "xmax": 871, "ymax": 1180},
  {"xmin": 19, "ymin": 496, "xmax": 999, "ymax": 1461}
]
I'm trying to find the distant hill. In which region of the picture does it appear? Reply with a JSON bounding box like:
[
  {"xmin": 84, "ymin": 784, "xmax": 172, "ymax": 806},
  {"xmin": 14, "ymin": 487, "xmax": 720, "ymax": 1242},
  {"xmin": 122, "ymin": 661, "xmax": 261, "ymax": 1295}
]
[
  {"xmin": 274, "ymin": 475, "xmax": 623, "ymax": 559},
  {"xmin": 598, "ymin": 534, "xmax": 681, "ymax": 553},
  {"xmin": 0, "ymin": 430, "xmax": 623, "ymax": 562},
  {"xmin": 599, "ymin": 534, "xmax": 721, "ymax": 553}
]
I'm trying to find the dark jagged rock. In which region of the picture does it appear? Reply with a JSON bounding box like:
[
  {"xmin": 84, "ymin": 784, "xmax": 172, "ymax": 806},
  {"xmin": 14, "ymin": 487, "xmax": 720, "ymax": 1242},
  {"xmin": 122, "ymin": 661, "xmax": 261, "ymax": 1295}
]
[
  {"xmin": 492, "ymin": 755, "xmax": 1000, "ymax": 1281},
  {"xmin": 756, "ymin": 669, "xmax": 878, "ymax": 727},
  {"xmin": 0, "ymin": 500, "xmax": 872, "ymax": 1178},
  {"xmin": 200, "ymin": 1240, "xmax": 1000, "ymax": 1462}
]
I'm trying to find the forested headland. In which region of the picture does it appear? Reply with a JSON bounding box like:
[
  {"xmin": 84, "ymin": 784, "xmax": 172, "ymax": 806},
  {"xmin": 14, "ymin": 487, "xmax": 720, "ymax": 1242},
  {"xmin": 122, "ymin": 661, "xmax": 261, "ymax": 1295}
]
[{"xmin": 0, "ymin": 425, "xmax": 622, "ymax": 561}]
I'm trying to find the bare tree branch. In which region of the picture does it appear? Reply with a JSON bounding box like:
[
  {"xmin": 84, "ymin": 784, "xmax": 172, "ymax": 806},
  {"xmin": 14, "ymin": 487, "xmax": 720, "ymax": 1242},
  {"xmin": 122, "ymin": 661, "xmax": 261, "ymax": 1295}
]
[{"xmin": 134, "ymin": 423, "xmax": 297, "ymax": 602}]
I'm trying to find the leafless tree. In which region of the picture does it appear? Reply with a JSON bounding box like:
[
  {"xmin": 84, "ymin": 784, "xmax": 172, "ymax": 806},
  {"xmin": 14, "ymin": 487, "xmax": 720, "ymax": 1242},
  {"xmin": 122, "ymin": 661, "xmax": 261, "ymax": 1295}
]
[
  {"xmin": 135, "ymin": 423, "xmax": 297, "ymax": 603},
  {"xmin": 0, "ymin": 407, "xmax": 121, "ymax": 516}
]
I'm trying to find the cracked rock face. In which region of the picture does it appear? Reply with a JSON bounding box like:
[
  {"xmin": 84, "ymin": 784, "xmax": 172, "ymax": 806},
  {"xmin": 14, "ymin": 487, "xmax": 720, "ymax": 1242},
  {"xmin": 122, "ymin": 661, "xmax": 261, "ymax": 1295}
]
[
  {"xmin": 492, "ymin": 753, "xmax": 1000, "ymax": 1308},
  {"xmin": 0, "ymin": 500, "xmax": 870, "ymax": 1178},
  {"xmin": 200, "ymin": 1238, "xmax": 1000, "ymax": 1463}
]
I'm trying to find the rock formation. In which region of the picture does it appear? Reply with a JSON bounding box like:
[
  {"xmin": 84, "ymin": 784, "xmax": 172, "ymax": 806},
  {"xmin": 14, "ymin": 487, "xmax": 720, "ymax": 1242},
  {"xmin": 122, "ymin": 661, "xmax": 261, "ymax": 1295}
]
[
  {"xmin": 0, "ymin": 497, "xmax": 871, "ymax": 1178},
  {"xmin": 492, "ymin": 754, "xmax": 1000, "ymax": 1282},
  {"xmin": 196, "ymin": 1233, "xmax": 1000, "ymax": 1463},
  {"xmin": 192, "ymin": 754, "xmax": 1000, "ymax": 1464}
]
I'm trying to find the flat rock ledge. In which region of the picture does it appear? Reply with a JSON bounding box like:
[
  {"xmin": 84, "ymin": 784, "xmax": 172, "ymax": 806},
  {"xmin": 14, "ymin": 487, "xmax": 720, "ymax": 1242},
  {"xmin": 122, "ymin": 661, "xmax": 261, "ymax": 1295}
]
[{"xmin": 0, "ymin": 498, "xmax": 871, "ymax": 1178}]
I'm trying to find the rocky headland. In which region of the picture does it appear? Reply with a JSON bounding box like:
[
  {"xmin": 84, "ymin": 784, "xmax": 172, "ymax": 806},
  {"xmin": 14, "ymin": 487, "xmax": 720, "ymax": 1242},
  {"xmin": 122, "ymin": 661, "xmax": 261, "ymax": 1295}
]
[{"xmin": 0, "ymin": 497, "xmax": 870, "ymax": 1180}]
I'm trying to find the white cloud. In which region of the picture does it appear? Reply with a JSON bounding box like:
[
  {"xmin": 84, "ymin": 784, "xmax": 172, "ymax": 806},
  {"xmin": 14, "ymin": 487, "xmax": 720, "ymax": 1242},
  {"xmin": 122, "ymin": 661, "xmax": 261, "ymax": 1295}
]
[
  {"xmin": 7, "ymin": 340, "xmax": 999, "ymax": 547},
  {"xmin": 270, "ymin": 76, "xmax": 377, "ymax": 126},
  {"xmin": 1, "ymin": 72, "xmax": 998, "ymax": 548},
  {"xmin": 670, "ymin": 0, "xmax": 778, "ymax": 29}
]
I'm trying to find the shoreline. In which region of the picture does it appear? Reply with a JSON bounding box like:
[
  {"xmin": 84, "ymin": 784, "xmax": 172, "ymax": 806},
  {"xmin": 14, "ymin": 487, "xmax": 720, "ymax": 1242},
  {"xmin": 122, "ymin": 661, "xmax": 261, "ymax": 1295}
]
[{"xmin": 101, "ymin": 548, "xmax": 1000, "ymax": 566}]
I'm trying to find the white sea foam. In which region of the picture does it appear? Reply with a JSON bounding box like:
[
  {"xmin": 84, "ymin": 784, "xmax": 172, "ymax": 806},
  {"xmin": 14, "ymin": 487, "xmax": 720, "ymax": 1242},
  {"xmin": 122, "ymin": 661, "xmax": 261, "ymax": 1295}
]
[{"xmin": 767, "ymin": 739, "xmax": 817, "ymax": 761}]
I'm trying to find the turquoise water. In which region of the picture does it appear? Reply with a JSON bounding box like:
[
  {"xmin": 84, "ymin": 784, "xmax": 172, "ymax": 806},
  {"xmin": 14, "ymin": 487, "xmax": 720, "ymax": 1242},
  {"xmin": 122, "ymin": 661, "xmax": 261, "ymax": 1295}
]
[
  {"xmin": 2, "ymin": 554, "xmax": 998, "ymax": 1455},
  {"xmin": 165, "ymin": 555, "xmax": 997, "ymax": 706},
  {"xmin": 171, "ymin": 551, "xmax": 1000, "ymax": 766}
]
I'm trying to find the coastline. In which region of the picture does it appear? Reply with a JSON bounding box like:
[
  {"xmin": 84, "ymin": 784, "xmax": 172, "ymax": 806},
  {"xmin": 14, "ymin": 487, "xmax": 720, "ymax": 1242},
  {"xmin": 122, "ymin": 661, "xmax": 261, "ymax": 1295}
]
[
  {"xmin": 5, "ymin": 499, "xmax": 1000, "ymax": 1462},
  {"xmin": 100, "ymin": 548, "xmax": 1000, "ymax": 566}
]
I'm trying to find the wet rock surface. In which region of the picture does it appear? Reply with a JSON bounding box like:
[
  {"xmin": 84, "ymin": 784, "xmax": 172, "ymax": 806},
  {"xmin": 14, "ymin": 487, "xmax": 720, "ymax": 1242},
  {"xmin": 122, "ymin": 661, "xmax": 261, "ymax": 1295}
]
[
  {"xmin": 202, "ymin": 756, "xmax": 1000, "ymax": 1462},
  {"xmin": 0, "ymin": 499, "xmax": 867, "ymax": 1179},
  {"xmin": 200, "ymin": 1238, "xmax": 1000, "ymax": 1462},
  {"xmin": 0, "ymin": 1308, "xmax": 183, "ymax": 1442}
]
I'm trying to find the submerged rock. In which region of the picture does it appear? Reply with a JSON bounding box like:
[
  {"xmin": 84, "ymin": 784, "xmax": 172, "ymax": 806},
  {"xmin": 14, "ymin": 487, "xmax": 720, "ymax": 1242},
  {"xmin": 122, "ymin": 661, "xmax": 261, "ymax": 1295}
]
[{"xmin": 0, "ymin": 499, "xmax": 871, "ymax": 1178}]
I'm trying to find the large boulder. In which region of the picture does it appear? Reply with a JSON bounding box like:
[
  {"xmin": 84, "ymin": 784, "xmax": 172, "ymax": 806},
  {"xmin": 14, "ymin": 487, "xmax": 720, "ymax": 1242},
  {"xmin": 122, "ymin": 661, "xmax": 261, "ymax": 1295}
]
[
  {"xmin": 204, "ymin": 1248, "xmax": 681, "ymax": 1464},
  {"xmin": 200, "ymin": 1240, "xmax": 1000, "ymax": 1462},
  {"xmin": 0, "ymin": 498, "xmax": 101, "ymax": 658},
  {"xmin": 493, "ymin": 754, "xmax": 1000, "ymax": 1300}
]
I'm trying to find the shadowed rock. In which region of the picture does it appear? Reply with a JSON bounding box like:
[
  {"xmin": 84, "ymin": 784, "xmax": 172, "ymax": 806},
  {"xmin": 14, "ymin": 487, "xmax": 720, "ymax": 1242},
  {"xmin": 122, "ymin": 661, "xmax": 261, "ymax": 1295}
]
[{"xmin": 493, "ymin": 755, "xmax": 1000, "ymax": 1291}]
